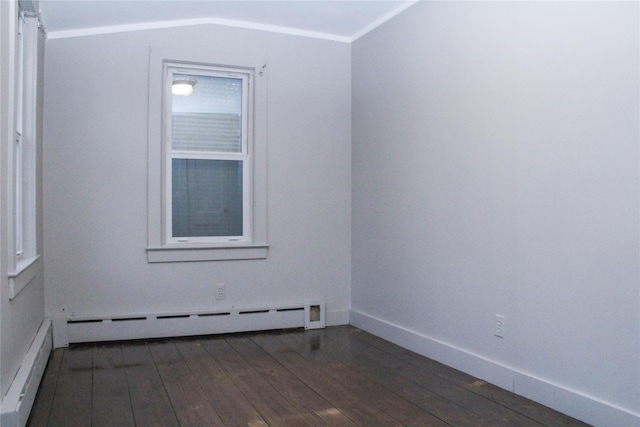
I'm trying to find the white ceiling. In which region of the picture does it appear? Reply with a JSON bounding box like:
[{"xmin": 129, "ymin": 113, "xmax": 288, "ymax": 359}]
[{"xmin": 38, "ymin": 0, "xmax": 417, "ymax": 42}]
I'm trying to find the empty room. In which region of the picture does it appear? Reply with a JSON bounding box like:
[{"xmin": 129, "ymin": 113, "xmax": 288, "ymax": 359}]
[{"xmin": 0, "ymin": 0, "xmax": 638, "ymax": 426}]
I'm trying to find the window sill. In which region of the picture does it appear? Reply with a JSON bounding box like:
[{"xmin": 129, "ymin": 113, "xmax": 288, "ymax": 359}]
[
  {"xmin": 8, "ymin": 255, "xmax": 41, "ymax": 300},
  {"xmin": 146, "ymin": 244, "xmax": 268, "ymax": 263}
]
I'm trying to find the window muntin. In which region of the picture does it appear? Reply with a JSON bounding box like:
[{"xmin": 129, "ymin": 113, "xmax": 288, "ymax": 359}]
[{"xmin": 164, "ymin": 64, "xmax": 253, "ymax": 244}]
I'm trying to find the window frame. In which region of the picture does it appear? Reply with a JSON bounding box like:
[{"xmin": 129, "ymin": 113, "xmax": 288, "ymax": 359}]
[
  {"xmin": 147, "ymin": 47, "xmax": 268, "ymax": 262},
  {"xmin": 164, "ymin": 63, "xmax": 253, "ymax": 245},
  {"xmin": 15, "ymin": 14, "xmax": 24, "ymax": 259},
  {"xmin": 8, "ymin": 10, "xmax": 41, "ymax": 299}
]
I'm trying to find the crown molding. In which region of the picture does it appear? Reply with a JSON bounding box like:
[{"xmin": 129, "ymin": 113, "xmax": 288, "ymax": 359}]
[
  {"xmin": 350, "ymin": 0, "xmax": 419, "ymax": 42},
  {"xmin": 45, "ymin": 2, "xmax": 420, "ymax": 43},
  {"xmin": 46, "ymin": 16, "xmax": 352, "ymax": 43}
]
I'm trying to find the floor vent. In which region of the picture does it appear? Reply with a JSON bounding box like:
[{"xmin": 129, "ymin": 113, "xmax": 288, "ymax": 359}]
[
  {"xmin": 111, "ymin": 316, "xmax": 147, "ymax": 322},
  {"xmin": 157, "ymin": 314, "xmax": 190, "ymax": 320},
  {"xmin": 197, "ymin": 312, "xmax": 231, "ymax": 317},
  {"xmin": 305, "ymin": 302, "xmax": 326, "ymax": 329},
  {"xmin": 239, "ymin": 309, "xmax": 270, "ymax": 315}
]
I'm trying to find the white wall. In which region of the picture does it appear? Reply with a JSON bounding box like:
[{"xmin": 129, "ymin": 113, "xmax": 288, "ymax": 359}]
[
  {"xmin": 0, "ymin": 0, "xmax": 46, "ymax": 400},
  {"xmin": 351, "ymin": 2, "xmax": 639, "ymax": 426},
  {"xmin": 43, "ymin": 25, "xmax": 351, "ymax": 329}
]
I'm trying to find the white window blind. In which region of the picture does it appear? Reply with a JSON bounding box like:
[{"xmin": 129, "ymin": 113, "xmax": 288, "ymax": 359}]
[{"xmin": 171, "ymin": 74, "xmax": 244, "ymax": 153}]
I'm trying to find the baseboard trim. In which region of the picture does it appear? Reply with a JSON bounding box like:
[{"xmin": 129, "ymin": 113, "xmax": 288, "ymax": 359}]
[
  {"xmin": 327, "ymin": 307, "xmax": 350, "ymax": 326},
  {"xmin": 53, "ymin": 304, "xmax": 349, "ymax": 346},
  {"xmin": 1, "ymin": 320, "xmax": 52, "ymax": 427},
  {"xmin": 350, "ymin": 309, "xmax": 640, "ymax": 427},
  {"xmin": 65, "ymin": 305, "xmax": 306, "ymax": 344}
]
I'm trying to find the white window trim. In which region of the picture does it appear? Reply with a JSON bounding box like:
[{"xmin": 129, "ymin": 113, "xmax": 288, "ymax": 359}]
[
  {"xmin": 8, "ymin": 10, "xmax": 39, "ymax": 279},
  {"xmin": 8, "ymin": 255, "xmax": 40, "ymax": 300},
  {"xmin": 164, "ymin": 64, "xmax": 252, "ymax": 245},
  {"xmin": 15, "ymin": 15, "xmax": 23, "ymax": 259},
  {"xmin": 147, "ymin": 47, "xmax": 268, "ymax": 262}
]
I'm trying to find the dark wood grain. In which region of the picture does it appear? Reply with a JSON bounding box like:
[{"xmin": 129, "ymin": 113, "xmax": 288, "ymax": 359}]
[
  {"xmin": 200, "ymin": 336, "xmax": 324, "ymax": 426},
  {"xmin": 251, "ymin": 332, "xmax": 406, "ymax": 426},
  {"xmin": 47, "ymin": 345, "xmax": 93, "ymax": 427},
  {"xmin": 226, "ymin": 335, "xmax": 357, "ymax": 427},
  {"xmin": 148, "ymin": 341, "xmax": 223, "ymax": 426},
  {"xmin": 323, "ymin": 327, "xmax": 544, "ymax": 426},
  {"xmin": 27, "ymin": 326, "xmax": 592, "ymax": 427},
  {"xmin": 274, "ymin": 330, "xmax": 450, "ymax": 427},
  {"xmin": 26, "ymin": 349, "xmax": 64, "ymax": 427},
  {"xmin": 295, "ymin": 329, "xmax": 484, "ymax": 427},
  {"xmin": 175, "ymin": 339, "xmax": 268, "ymax": 426},
  {"xmin": 120, "ymin": 342, "xmax": 180, "ymax": 427},
  {"xmin": 92, "ymin": 343, "xmax": 135, "ymax": 427},
  {"xmin": 342, "ymin": 327, "xmax": 591, "ymax": 427}
]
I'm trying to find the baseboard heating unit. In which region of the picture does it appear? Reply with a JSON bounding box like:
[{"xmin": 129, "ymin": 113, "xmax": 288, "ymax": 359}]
[
  {"xmin": 63, "ymin": 303, "xmax": 325, "ymax": 344},
  {"xmin": 1, "ymin": 320, "xmax": 52, "ymax": 427}
]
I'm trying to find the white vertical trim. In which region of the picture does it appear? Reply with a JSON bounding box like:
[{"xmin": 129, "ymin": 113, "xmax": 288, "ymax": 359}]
[
  {"xmin": 20, "ymin": 15, "xmax": 39, "ymax": 262},
  {"xmin": 51, "ymin": 317, "xmax": 69, "ymax": 349},
  {"xmin": 14, "ymin": 15, "xmax": 24, "ymax": 259},
  {"xmin": 0, "ymin": 320, "xmax": 52, "ymax": 427},
  {"xmin": 2, "ymin": 0, "xmax": 18, "ymax": 276}
]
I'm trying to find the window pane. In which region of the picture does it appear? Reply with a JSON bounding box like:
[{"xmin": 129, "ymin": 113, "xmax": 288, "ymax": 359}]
[
  {"xmin": 171, "ymin": 73, "xmax": 243, "ymax": 153},
  {"xmin": 15, "ymin": 136, "xmax": 22, "ymax": 255},
  {"xmin": 172, "ymin": 159, "xmax": 243, "ymax": 237}
]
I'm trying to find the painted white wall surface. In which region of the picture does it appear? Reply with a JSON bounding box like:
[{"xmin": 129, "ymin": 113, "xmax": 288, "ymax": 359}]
[
  {"xmin": 43, "ymin": 25, "xmax": 352, "ymax": 328},
  {"xmin": 0, "ymin": 0, "xmax": 46, "ymax": 399},
  {"xmin": 351, "ymin": 2, "xmax": 639, "ymax": 426}
]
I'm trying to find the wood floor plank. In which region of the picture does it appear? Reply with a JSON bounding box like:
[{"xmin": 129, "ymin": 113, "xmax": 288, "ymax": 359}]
[
  {"xmin": 120, "ymin": 342, "xmax": 180, "ymax": 427},
  {"xmin": 251, "ymin": 332, "xmax": 407, "ymax": 427},
  {"xmin": 148, "ymin": 341, "xmax": 224, "ymax": 426},
  {"xmin": 200, "ymin": 336, "xmax": 325, "ymax": 427},
  {"xmin": 47, "ymin": 345, "xmax": 93, "ymax": 427},
  {"xmin": 92, "ymin": 343, "xmax": 135, "ymax": 427},
  {"xmin": 463, "ymin": 380, "xmax": 591, "ymax": 427},
  {"xmin": 28, "ymin": 326, "xmax": 592, "ymax": 427},
  {"xmin": 343, "ymin": 327, "xmax": 492, "ymax": 388},
  {"xmin": 345, "ymin": 327, "xmax": 591, "ymax": 426},
  {"xmin": 301, "ymin": 329, "xmax": 487, "ymax": 427},
  {"xmin": 175, "ymin": 339, "xmax": 268, "ymax": 427},
  {"xmin": 332, "ymin": 327, "xmax": 586, "ymax": 427},
  {"xmin": 227, "ymin": 334, "xmax": 357, "ymax": 427},
  {"xmin": 277, "ymin": 330, "xmax": 451, "ymax": 427},
  {"xmin": 26, "ymin": 349, "xmax": 64, "ymax": 427}
]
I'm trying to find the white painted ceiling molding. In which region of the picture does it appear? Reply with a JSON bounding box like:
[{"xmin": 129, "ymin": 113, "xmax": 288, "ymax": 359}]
[{"xmin": 40, "ymin": 0, "xmax": 419, "ymax": 43}]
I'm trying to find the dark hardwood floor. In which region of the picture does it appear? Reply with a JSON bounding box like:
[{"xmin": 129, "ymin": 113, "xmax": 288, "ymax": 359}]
[{"xmin": 27, "ymin": 326, "xmax": 591, "ymax": 427}]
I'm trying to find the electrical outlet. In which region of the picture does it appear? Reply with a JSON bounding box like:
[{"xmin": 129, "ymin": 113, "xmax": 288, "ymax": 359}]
[
  {"xmin": 215, "ymin": 283, "xmax": 225, "ymax": 300},
  {"xmin": 495, "ymin": 314, "xmax": 505, "ymax": 339}
]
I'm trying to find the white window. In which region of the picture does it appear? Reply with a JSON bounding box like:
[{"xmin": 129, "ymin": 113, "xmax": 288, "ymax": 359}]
[
  {"xmin": 15, "ymin": 13, "xmax": 37, "ymax": 262},
  {"xmin": 8, "ymin": 10, "xmax": 41, "ymax": 299},
  {"xmin": 147, "ymin": 48, "xmax": 268, "ymax": 262},
  {"xmin": 165, "ymin": 64, "xmax": 252, "ymax": 244},
  {"xmin": 15, "ymin": 14, "xmax": 24, "ymax": 259}
]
